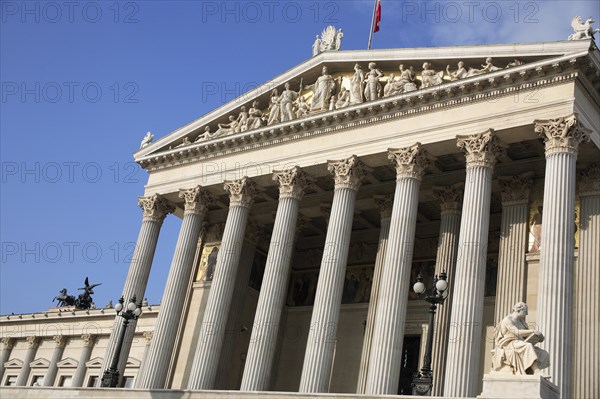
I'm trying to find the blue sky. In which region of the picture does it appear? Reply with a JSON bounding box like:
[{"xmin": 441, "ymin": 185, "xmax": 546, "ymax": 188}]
[{"xmin": 1, "ymin": 0, "xmax": 598, "ymax": 315}]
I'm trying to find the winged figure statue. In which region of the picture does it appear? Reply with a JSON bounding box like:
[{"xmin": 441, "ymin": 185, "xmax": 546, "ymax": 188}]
[{"xmin": 568, "ymin": 16, "xmax": 599, "ymax": 40}]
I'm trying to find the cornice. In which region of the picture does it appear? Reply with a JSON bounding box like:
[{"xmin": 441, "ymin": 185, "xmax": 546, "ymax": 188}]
[{"xmin": 137, "ymin": 51, "xmax": 595, "ymax": 172}]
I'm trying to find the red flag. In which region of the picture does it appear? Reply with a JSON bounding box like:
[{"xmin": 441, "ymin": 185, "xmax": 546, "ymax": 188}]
[{"xmin": 373, "ymin": 0, "xmax": 381, "ymax": 32}]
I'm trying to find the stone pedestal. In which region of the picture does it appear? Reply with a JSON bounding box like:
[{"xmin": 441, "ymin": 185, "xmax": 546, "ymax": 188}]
[{"xmin": 478, "ymin": 374, "xmax": 559, "ymax": 399}]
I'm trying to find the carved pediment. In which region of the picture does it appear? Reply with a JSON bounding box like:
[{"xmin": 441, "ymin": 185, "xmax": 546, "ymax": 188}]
[
  {"xmin": 4, "ymin": 358, "xmax": 23, "ymax": 368},
  {"xmin": 57, "ymin": 357, "xmax": 78, "ymax": 368},
  {"xmin": 85, "ymin": 357, "xmax": 104, "ymax": 368},
  {"xmin": 134, "ymin": 40, "xmax": 598, "ymax": 171},
  {"xmin": 29, "ymin": 358, "xmax": 50, "ymax": 368},
  {"xmin": 125, "ymin": 357, "xmax": 141, "ymax": 367}
]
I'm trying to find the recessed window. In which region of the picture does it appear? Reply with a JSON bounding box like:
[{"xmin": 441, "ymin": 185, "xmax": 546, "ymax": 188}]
[
  {"xmin": 58, "ymin": 375, "xmax": 72, "ymax": 387},
  {"xmin": 4, "ymin": 375, "xmax": 17, "ymax": 386},
  {"xmin": 30, "ymin": 375, "xmax": 44, "ymax": 386},
  {"xmin": 87, "ymin": 376, "xmax": 98, "ymax": 387},
  {"xmin": 122, "ymin": 376, "xmax": 134, "ymax": 388}
]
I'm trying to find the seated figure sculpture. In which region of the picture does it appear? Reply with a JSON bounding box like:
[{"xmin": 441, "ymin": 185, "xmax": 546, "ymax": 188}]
[{"xmin": 492, "ymin": 302, "xmax": 550, "ymax": 375}]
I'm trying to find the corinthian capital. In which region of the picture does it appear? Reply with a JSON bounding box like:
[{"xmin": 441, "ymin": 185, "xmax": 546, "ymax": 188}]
[
  {"xmin": 26, "ymin": 336, "xmax": 39, "ymax": 348},
  {"xmin": 498, "ymin": 172, "xmax": 534, "ymax": 205},
  {"xmin": 81, "ymin": 334, "xmax": 96, "ymax": 347},
  {"xmin": 1, "ymin": 337, "xmax": 14, "ymax": 350},
  {"xmin": 456, "ymin": 129, "xmax": 505, "ymax": 168},
  {"xmin": 273, "ymin": 166, "xmax": 313, "ymax": 200},
  {"xmin": 388, "ymin": 143, "xmax": 434, "ymax": 180},
  {"xmin": 224, "ymin": 177, "xmax": 259, "ymax": 208},
  {"xmin": 327, "ymin": 155, "xmax": 371, "ymax": 191},
  {"xmin": 433, "ymin": 184, "xmax": 463, "ymax": 213},
  {"xmin": 179, "ymin": 186, "xmax": 214, "ymax": 215},
  {"xmin": 53, "ymin": 335, "xmax": 67, "ymax": 348},
  {"xmin": 535, "ymin": 113, "xmax": 591, "ymax": 155},
  {"xmin": 138, "ymin": 194, "xmax": 174, "ymax": 223},
  {"xmin": 578, "ymin": 164, "xmax": 600, "ymax": 196}
]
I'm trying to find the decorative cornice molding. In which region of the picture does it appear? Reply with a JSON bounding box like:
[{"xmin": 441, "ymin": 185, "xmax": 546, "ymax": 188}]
[
  {"xmin": 498, "ymin": 172, "xmax": 534, "ymax": 205},
  {"xmin": 138, "ymin": 194, "xmax": 174, "ymax": 223},
  {"xmin": 578, "ymin": 163, "xmax": 600, "ymax": 196},
  {"xmin": 327, "ymin": 155, "xmax": 371, "ymax": 191},
  {"xmin": 388, "ymin": 143, "xmax": 434, "ymax": 180},
  {"xmin": 433, "ymin": 184, "xmax": 463, "ymax": 213},
  {"xmin": 224, "ymin": 177, "xmax": 259, "ymax": 208},
  {"xmin": 137, "ymin": 54, "xmax": 591, "ymax": 172},
  {"xmin": 457, "ymin": 129, "xmax": 505, "ymax": 168},
  {"xmin": 179, "ymin": 186, "xmax": 214, "ymax": 216},
  {"xmin": 534, "ymin": 113, "xmax": 592, "ymax": 155},
  {"xmin": 373, "ymin": 194, "xmax": 394, "ymax": 220},
  {"xmin": 273, "ymin": 166, "xmax": 313, "ymax": 200}
]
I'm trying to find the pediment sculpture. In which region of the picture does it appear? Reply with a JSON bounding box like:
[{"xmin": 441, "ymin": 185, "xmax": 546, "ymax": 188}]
[
  {"xmin": 568, "ymin": 16, "xmax": 599, "ymax": 40},
  {"xmin": 312, "ymin": 26, "xmax": 343, "ymax": 56}
]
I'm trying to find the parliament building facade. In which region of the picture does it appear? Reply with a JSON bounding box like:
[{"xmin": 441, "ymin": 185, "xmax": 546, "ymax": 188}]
[{"xmin": 1, "ymin": 37, "xmax": 599, "ymax": 399}]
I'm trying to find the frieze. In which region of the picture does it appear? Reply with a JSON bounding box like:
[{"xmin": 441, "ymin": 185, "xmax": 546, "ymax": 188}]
[{"xmin": 137, "ymin": 55, "xmax": 592, "ymax": 171}]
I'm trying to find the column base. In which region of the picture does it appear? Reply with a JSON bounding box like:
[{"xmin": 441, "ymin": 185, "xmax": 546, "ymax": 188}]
[{"xmin": 478, "ymin": 374, "xmax": 558, "ymax": 399}]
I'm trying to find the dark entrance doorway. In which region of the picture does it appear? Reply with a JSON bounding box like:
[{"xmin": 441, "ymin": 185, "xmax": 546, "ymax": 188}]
[{"xmin": 398, "ymin": 335, "xmax": 421, "ymax": 395}]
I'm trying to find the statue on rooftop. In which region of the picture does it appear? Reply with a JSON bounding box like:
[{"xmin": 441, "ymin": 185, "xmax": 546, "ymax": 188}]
[
  {"xmin": 491, "ymin": 302, "xmax": 550, "ymax": 375},
  {"xmin": 76, "ymin": 277, "xmax": 102, "ymax": 310},
  {"xmin": 568, "ymin": 16, "xmax": 599, "ymax": 40},
  {"xmin": 140, "ymin": 132, "xmax": 153, "ymax": 149},
  {"xmin": 53, "ymin": 288, "xmax": 76, "ymax": 307},
  {"xmin": 312, "ymin": 26, "xmax": 343, "ymax": 56}
]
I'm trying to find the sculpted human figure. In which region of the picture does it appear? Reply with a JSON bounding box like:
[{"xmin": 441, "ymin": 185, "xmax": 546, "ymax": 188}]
[
  {"xmin": 267, "ymin": 89, "xmax": 282, "ymax": 125},
  {"xmin": 247, "ymin": 100, "xmax": 265, "ymax": 130},
  {"xmin": 312, "ymin": 35, "xmax": 321, "ymax": 56},
  {"xmin": 195, "ymin": 126, "xmax": 213, "ymax": 142},
  {"xmin": 364, "ymin": 62, "xmax": 384, "ymax": 101},
  {"xmin": 280, "ymin": 81, "xmax": 302, "ymax": 122},
  {"xmin": 305, "ymin": 66, "xmax": 336, "ymax": 112},
  {"xmin": 237, "ymin": 106, "xmax": 249, "ymax": 131},
  {"xmin": 349, "ymin": 63, "xmax": 364, "ymax": 105},
  {"xmin": 215, "ymin": 115, "xmax": 239, "ymax": 136},
  {"xmin": 335, "ymin": 86, "xmax": 350, "ymax": 109},
  {"xmin": 295, "ymin": 96, "xmax": 309, "ymax": 118},
  {"xmin": 421, "ymin": 62, "xmax": 445, "ymax": 88},
  {"xmin": 335, "ymin": 28, "xmax": 344, "ymax": 50},
  {"xmin": 480, "ymin": 57, "xmax": 502, "ymax": 73},
  {"xmin": 492, "ymin": 302, "xmax": 550, "ymax": 375},
  {"xmin": 398, "ymin": 64, "xmax": 418, "ymax": 92},
  {"xmin": 529, "ymin": 206, "xmax": 543, "ymax": 253},
  {"xmin": 447, "ymin": 61, "xmax": 468, "ymax": 81}
]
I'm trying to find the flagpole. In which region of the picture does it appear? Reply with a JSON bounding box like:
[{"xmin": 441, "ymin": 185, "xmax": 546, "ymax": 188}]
[{"xmin": 367, "ymin": 0, "xmax": 378, "ymax": 49}]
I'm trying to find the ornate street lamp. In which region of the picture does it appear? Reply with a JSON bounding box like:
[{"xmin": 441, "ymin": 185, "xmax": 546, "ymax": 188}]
[
  {"xmin": 101, "ymin": 296, "xmax": 142, "ymax": 388},
  {"xmin": 411, "ymin": 271, "xmax": 449, "ymax": 396}
]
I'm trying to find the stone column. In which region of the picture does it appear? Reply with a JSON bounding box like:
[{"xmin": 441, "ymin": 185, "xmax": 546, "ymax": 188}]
[
  {"xmin": 356, "ymin": 194, "xmax": 393, "ymax": 394},
  {"xmin": 365, "ymin": 144, "xmax": 433, "ymax": 395},
  {"xmin": 16, "ymin": 336, "xmax": 38, "ymax": 386},
  {"xmin": 188, "ymin": 177, "xmax": 258, "ymax": 390},
  {"xmin": 102, "ymin": 194, "xmax": 173, "ymax": 380},
  {"xmin": 71, "ymin": 334, "xmax": 95, "ymax": 387},
  {"xmin": 444, "ymin": 130, "xmax": 504, "ymax": 398},
  {"xmin": 574, "ymin": 164, "xmax": 600, "ymax": 399},
  {"xmin": 43, "ymin": 335, "xmax": 67, "ymax": 386},
  {"xmin": 215, "ymin": 222, "xmax": 262, "ymax": 390},
  {"xmin": 141, "ymin": 332, "xmax": 153, "ymax": 366},
  {"xmin": 241, "ymin": 167, "xmax": 311, "ymax": 392},
  {"xmin": 299, "ymin": 155, "xmax": 369, "ymax": 393},
  {"xmin": 535, "ymin": 114, "xmax": 590, "ymax": 399},
  {"xmin": 494, "ymin": 173, "xmax": 533, "ymax": 322},
  {"xmin": 0, "ymin": 338, "xmax": 14, "ymax": 382},
  {"xmin": 430, "ymin": 184, "xmax": 462, "ymax": 396},
  {"xmin": 137, "ymin": 187, "xmax": 213, "ymax": 389}
]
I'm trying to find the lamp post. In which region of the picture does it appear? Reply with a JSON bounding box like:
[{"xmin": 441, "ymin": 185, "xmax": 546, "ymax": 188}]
[
  {"xmin": 101, "ymin": 296, "xmax": 142, "ymax": 388},
  {"xmin": 411, "ymin": 271, "xmax": 449, "ymax": 396}
]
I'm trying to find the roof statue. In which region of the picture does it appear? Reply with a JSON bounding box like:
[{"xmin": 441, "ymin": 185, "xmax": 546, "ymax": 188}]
[
  {"xmin": 52, "ymin": 277, "xmax": 102, "ymax": 310},
  {"xmin": 568, "ymin": 16, "xmax": 599, "ymax": 40},
  {"xmin": 140, "ymin": 131, "xmax": 154, "ymax": 149},
  {"xmin": 312, "ymin": 26, "xmax": 343, "ymax": 56}
]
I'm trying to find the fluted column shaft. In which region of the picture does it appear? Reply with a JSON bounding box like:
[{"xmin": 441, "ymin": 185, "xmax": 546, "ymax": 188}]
[
  {"xmin": 71, "ymin": 334, "xmax": 95, "ymax": 387},
  {"xmin": 16, "ymin": 336, "xmax": 38, "ymax": 386},
  {"xmin": 494, "ymin": 173, "xmax": 532, "ymax": 322},
  {"xmin": 299, "ymin": 155, "xmax": 369, "ymax": 393},
  {"xmin": 365, "ymin": 144, "xmax": 432, "ymax": 395},
  {"xmin": 137, "ymin": 187, "xmax": 212, "ymax": 389},
  {"xmin": 215, "ymin": 235, "xmax": 259, "ymax": 389},
  {"xmin": 444, "ymin": 130, "xmax": 503, "ymax": 397},
  {"xmin": 431, "ymin": 185, "xmax": 462, "ymax": 397},
  {"xmin": 43, "ymin": 335, "xmax": 67, "ymax": 386},
  {"xmin": 573, "ymin": 164, "xmax": 600, "ymax": 399},
  {"xmin": 188, "ymin": 177, "xmax": 258, "ymax": 390},
  {"xmin": 535, "ymin": 114, "xmax": 590, "ymax": 399},
  {"xmin": 356, "ymin": 195, "xmax": 392, "ymax": 394},
  {"xmin": 242, "ymin": 167, "xmax": 310, "ymax": 391},
  {"xmin": 102, "ymin": 194, "xmax": 173, "ymax": 380},
  {"xmin": 0, "ymin": 338, "xmax": 14, "ymax": 382}
]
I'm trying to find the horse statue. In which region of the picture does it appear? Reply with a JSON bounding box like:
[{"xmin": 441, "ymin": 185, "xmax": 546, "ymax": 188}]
[
  {"xmin": 568, "ymin": 16, "xmax": 599, "ymax": 40},
  {"xmin": 53, "ymin": 288, "xmax": 76, "ymax": 307}
]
